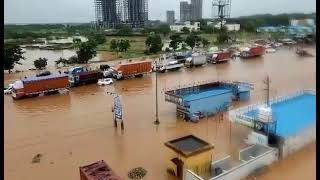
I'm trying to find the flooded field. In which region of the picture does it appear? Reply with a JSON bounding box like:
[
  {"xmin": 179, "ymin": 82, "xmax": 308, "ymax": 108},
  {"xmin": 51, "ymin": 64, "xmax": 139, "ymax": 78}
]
[{"xmin": 4, "ymin": 47, "xmax": 316, "ymax": 180}]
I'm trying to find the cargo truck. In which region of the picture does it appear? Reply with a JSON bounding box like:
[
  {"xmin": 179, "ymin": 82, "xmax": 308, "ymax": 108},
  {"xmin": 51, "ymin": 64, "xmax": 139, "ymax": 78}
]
[
  {"xmin": 155, "ymin": 54, "xmax": 184, "ymax": 73},
  {"xmin": 184, "ymin": 53, "xmax": 206, "ymax": 67},
  {"xmin": 206, "ymin": 51, "xmax": 232, "ymax": 64},
  {"xmin": 104, "ymin": 61, "xmax": 152, "ymax": 80},
  {"xmin": 240, "ymin": 46, "xmax": 265, "ymax": 58},
  {"xmin": 69, "ymin": 67, "xmax": 102, "ymax": 87},
  {"xmin": 11, "ymin": 73, "xmax": 69, "ymax": 100}
]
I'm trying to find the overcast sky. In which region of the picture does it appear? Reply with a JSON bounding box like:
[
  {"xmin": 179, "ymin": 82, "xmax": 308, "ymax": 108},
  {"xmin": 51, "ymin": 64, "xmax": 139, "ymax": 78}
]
[{"xmin": 4, "ymin": 0, "xmax": 316, "ymax": 24}]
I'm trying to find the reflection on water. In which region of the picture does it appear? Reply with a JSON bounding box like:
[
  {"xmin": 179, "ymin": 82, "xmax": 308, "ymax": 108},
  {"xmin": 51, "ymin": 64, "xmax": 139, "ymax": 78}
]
[{"xmin": 4, "ymin": 46, "xmax": 316, "ymax": 180}]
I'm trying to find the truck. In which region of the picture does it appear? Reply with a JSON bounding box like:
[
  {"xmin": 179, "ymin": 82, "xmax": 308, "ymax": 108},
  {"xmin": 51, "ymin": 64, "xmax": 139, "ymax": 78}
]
[
  {"xmin": 206, "ymin": 51, "xmax": 232, "ymax": 64},
  {"xmin": 184, "ymin": 53, "xmax": 206, "ymax": 68},
  {"xmin": 68, "ymin": 67, "xmax": 102, "ymax": 87},
  {"xmin": 104, "ymin": 61, "xmax": 152, "ymax": 80},
  {"xmin": 240, "ymin": 46, "xmax": 265, "ymax": 58},
  {"xmin": 11, "ymin": 73, "xmax": 69, "ymax": 100},
  {"xmin": 155, "ymin": 54, "xmax": 185, "ymax": 73}
]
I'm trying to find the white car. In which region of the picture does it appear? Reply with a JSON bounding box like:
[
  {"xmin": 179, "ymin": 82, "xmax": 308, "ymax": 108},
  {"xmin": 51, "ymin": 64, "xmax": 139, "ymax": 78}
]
[
  {"xmin": 97, "ymin": 78, "xmax": 113, "ymax": 86},
  {"xmin": 4, "ymin": 84, "xmax": 13, "ymax": 94},
  {"xmin": 266, "ymin": 48, "xmax": 276, "ymax": 53}
]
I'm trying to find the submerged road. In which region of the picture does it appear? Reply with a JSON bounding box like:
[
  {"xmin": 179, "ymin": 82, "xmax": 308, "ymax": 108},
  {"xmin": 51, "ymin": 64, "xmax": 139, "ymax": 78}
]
[{"xmin": 4, "ymin": 46, "xmax": 316, "ymax": 180}]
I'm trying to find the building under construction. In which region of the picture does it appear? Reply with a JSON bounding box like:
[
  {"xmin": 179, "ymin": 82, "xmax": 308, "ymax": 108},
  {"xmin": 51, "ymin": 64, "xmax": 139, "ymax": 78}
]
[{"xmin": 94, "ymin": 0, "xmax": 148, "ymax": 28}]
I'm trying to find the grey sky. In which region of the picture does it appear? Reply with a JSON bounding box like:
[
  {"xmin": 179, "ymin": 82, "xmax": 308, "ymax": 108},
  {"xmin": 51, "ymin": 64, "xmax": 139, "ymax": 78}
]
[{"xmin": 4, "ymin": 0, "xmax": 316, "ymax": 24}]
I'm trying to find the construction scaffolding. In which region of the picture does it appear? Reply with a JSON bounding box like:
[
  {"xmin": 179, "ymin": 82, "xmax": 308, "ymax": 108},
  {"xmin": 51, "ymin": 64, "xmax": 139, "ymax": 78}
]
[{"xmin": 94, "ymin": 0, "xmax": 148, "ymax": 29}]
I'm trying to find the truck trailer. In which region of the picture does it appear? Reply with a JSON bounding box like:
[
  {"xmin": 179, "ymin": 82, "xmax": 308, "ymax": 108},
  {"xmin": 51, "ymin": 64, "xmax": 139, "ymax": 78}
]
[
  {"xmin": 105, "ymin": 61, "xmax": 152, "ymax": 80},
  {"xmin": 206, "ymin": 51, "xmax": 232, "ymax": 64},
  {"xmin": 156, "ymin": 54, "xmax": 185, "ymax": 73},
  {"xmin": 185, "ymin": 53, "xmax": 206, "ymax": 68},
  {"xmin": 240, "ymin": 46, "xmax": 265, "ymax": 58},
  {"xmin": 12, "ymin": 73, "xmax": 69, "ymax": 100},
  {"xmin": 69, "ymin": 67, "xmax": 102, "ymax": 87}
]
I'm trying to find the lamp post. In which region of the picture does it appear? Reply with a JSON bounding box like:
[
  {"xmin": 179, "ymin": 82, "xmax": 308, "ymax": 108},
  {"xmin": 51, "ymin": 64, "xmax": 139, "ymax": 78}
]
[{"xmin": 154, "ymin": 59, "xmax": 160, "ymax": 125}]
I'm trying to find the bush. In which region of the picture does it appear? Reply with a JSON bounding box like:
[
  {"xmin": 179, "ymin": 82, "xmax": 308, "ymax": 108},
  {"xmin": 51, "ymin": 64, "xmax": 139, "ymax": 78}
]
[{"xmin": 33, "ymin": 57, "xmax": 48, "ymax": 70}]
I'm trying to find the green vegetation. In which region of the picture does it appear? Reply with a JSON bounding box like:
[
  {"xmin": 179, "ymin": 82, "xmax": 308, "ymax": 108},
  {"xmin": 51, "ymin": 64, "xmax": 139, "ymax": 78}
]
[
  {"xmin": 4, "ymin": 42, "xmax": 25, "ymax": 73},
  {"xmin": 145, "ymin": 33, "xmax": 163, "ymax": 54},
  {"xmin": 169, "ymin": 34, "xmax": 183, "ymax": 51},
  {"xmin": 33, "ymin": 57, "xmax": 48, "ymax": 70},
  {"xmin": 76, "ymin": 41, "xmax": 97, "ymax": 64},
  {"xmin": 185, "ymin": 33, "xmax": 202, "ymax": 49}
]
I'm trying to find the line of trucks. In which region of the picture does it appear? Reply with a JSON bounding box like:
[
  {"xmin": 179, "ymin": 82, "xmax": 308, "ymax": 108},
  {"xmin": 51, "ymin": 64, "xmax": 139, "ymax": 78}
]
[{"xmin": 10, "ymin": 46, "xmax": 265, "ymax": 100}]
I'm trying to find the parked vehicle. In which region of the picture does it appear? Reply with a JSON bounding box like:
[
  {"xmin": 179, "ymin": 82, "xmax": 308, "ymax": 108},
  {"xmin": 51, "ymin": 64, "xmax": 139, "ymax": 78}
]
[
  {"xmin": 156, "ymin": 54, "xmax": 184, "ymax": 73},
  {"xmin": 108, "ymin": 61, "xmax": 152, "ymax": 80},
  {"xmin": 185, "ymin": 53, "xmax": 206, "ymax": 67},
  {"xmin": 206, "ymin": 51, "xmax": 232, "ymax": 64},
  {"xmin": 69, "ymin": 67, "xmax": 102, "ymax": 87},
  {"xmin": 266, "ymin": 48, "xmax": 276, "ymax": 53},
  {"xmin": 240, "ymin": 46, "xmax": 265, "ymax": 58},
  {"xmin": 4, "ymin": 84, "xmax": 13, "ymax": 94},
  {"xmin": 11, "ymin": 73, "xmax": 69, "ymax": 100},
  {"xmin": 97, "ymin": 78, "xmax": 113, "ymax": 86}
]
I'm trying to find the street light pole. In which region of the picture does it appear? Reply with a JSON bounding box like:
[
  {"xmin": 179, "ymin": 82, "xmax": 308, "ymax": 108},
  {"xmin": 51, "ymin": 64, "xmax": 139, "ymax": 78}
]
[{"xmin": 154, "ymin": 59, "xmax": 160, "ymax": 125}]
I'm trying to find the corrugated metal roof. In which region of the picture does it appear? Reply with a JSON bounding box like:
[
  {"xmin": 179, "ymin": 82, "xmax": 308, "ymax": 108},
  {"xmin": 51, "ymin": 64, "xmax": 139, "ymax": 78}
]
[{"xmin": 183, "ymin": 88, "xmax": 231, "ymax": 102}]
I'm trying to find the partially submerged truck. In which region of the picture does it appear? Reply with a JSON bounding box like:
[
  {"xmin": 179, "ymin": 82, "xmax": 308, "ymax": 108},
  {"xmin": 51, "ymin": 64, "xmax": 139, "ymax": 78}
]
[
  {"xmin": 206, "ymin": 51, "xmax": 232, "ymax": 64},
  {"xmin": 155, "ymin": 54, "xmax": 185, "ymax": 73},
  {"xmin": 11, "ymin": 72, "xmax": 69, "ymax": 100},
  {"xmin": 103, "ymin": 61, "xmax": 152, "ymax": 80},
  {"xmin": 240, "ymin": 46, "xmax": 265, "ymax": 58},
  {"xmin": 69, "ymin": 67, "xmax": 102, "ymax": 87},
  {"xmin": 184, "ymin": 53, "xmax": 206, "ymax": 68}
]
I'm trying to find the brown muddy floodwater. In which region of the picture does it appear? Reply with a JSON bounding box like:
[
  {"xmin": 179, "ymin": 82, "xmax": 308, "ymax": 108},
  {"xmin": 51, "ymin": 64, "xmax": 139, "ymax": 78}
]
[{"xmin": 4, "ymin": 46, "xmax": 316, "ymax": 180}]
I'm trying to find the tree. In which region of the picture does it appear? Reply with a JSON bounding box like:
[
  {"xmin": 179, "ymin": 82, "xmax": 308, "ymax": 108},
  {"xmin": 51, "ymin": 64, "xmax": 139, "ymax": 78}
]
[
  {"xmin": 34, "ymin": 57, "xmax": 48, "ymax": 70},
  {"xmin": 55, "ymin": 57, "xmax": 69, "ymax": 67},
  {"xmin": 145, "ymin": 33, "xmax": 163, "ymax": 54},
  {"xmin": 4, "ymin": 42, "xmax": 25, "ymax": 73},
  {"xmin": 185, "ymin": 33, "xmax": 201, "ymax": 49},
  {"xmin": 73, "ymin": 38, "xmax": 82, "ymax": 44},
  {"xmin": 201, "ymin": 38, "xmax": 210, "ymax": 48},
  {"xmin": 242, "ymin": 21, "xmax": 256, "ymax": 32},
  {"xmin": 157, "ymin": 24, "xmax": 171, "ymax": 36},
  {"xmin": 118, "ymin": 39, "xmax": 130, "ymax": 52},
  {"xmin": 89, "ymin": 33, "xmax": 106, "ymax": 45},
  {"xmin": 76, "ymin": 42, "xmax": 97, "ymax": 64},
  {"xmin": 116, "ymin": 26, "xmax": 133, "ymax": 36},
  {"xmin": 68, "ymin": 55, "xmax": 79, "ymax": 64},
  {"xmin": 169, "ymin": 34, "xmax": 183, "ymax": 51},
  {"xmin": 181, "ymin": 27, "xmax": 190, "ymax": 34},
  {"xmin": 110, "ymin": 39, "xmax": 118, "ymax": 51}
]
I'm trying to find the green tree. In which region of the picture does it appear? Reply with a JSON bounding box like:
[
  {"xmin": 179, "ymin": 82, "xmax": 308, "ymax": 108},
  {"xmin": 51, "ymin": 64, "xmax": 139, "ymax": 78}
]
[
  {"xmin": 181, "ymin": 27, "xmax": 190, "ymax": 34},
  {"xmin": 110, "ymin": 39, "xmax": 118, "ymax": 51},
  {"xmin": 169, "ymin": 34, "xmax": 183, "ymax": 51},
  {"xmin": 118, "ymin": 39, "xmax": 130, "ymax": 52},
  {"xmin": 185, "ymin": 33, "xmax": 201, "ymax": 49},
  {"xmin": 242, "ymin": 21, "xmax": 256, "ymax": 32},
  {"xmin": 4, "ymin": 42, "xmax": 25, "ymax": 73},
  {"xmin": 89, "ymin": 33, "xmax": 106, "ymax": 45},
  {"xmin": 116, "ymin": 26, "xmax": 133, "ymax": 36},
  {"xmin": 76, "ymin": 42, "xmax": 97, "ymax": 64},
  {"xmin": 145, "ymin": 33, "xmax": 163, "ymax": 54},
  {"xmin": 158, "ymin": 24, "xmax": 171, "ymax": 36},
  {"xmin": 68, "ymin": 55, "xmax": 79, "ymax": 64},
  {"xmin": 73, "ymin": 38, "xmax": 82, "ymax": 44},
  {"xmin": 34, "ymin": 57, "xmax": 48, "ymax": 70},
  {"xmin": 55, "ymin": 57, "xmax": 69, "ymax": 67},
  {"xmin": 201, "ymin": 38, "xmax": 210, "ymax": 48}
]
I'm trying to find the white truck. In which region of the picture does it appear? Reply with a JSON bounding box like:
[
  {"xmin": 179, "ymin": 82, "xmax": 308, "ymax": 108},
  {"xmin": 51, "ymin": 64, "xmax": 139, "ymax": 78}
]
[
  {"xmin": 155, "ymin": 54, "xmax": 184, "ymax": 73},
  {"xmin": 184, "ymin": 53, "xmax": 206, "ymax": 68}
]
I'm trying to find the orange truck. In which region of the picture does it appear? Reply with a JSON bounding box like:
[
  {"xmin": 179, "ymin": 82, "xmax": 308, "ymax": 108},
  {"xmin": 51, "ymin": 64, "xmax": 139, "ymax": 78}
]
[
  {"xmin": 240, "ymin": 46, "xmax": 265, "ymax": 58},
  {"xmin": 108, "ymin": 61, "xmax": 152, "ymax": 80},
  {"xmin": 206, "ymin": 51, "xmax": 232, "ymax": 64},
  {"xmin": 11, "ymin": 73, "xmax": 69, "ymax": 100}
]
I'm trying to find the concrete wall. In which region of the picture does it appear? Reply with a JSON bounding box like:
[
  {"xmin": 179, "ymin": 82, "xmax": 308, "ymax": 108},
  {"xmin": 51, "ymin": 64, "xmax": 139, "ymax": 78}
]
[
  {"xmin": 282, "ymin": 124, "xmax": 316, "ymax": 158},
  {"xmin": 187, "ymin": 91, "xmax": 232, "ymax": 118},
  {"xmin": 209, "ymin": 145, "xmax": 278, "ymax": 180}
]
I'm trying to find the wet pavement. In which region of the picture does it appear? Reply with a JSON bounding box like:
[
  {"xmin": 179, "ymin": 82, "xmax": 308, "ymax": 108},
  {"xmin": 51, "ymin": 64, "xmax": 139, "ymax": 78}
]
[{"xmin": 4, "ymin": 46, "xmax": 316, "ymax": 180}]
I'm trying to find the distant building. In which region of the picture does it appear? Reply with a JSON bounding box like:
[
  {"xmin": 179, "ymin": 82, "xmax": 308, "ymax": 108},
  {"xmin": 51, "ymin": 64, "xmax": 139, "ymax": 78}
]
[
  {"xmin": 180, "ymin": 1, "xmax": 192, "ymax": 23},
  {"xmin": 191, "ymin": 0, "xmax": 203, "ymax": 21},
  {"xmin": 290, "ymin": 18, "xmax": 315, "ymax": 27},
  {"xmin": 208, "ymin": 21, "xmax": 240, "ymax": 32},
  {"xmin": 170, "ymin": 21, "xmax": 200, "ymax": 32},
  {"xmin": 166, "ymin": 11, "xmax": 175, "ymax": 25}
]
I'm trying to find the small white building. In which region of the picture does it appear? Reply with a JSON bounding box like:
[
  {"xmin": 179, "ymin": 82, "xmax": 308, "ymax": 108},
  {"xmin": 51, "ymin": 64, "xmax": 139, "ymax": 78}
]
[
  {"xmin": 170, "ymin": 21, "xmax": 201, "ymax": 32},
  {"xmin": 207, "ymin": 21, "xmax": 241, "ymax": 32},
  {"xmin": 290, "ymin": 18, "xmax": 315, "ymax": 26}
]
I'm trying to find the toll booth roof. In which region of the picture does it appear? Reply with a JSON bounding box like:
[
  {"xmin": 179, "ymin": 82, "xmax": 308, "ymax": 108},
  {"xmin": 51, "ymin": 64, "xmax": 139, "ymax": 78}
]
[
  {"xmin": 79, "ymin": 160, "xmax": 122, "ymax": 180},
  {"xmin": 165, "ymin": 135, "xmax": 214, "ymax": 158}
]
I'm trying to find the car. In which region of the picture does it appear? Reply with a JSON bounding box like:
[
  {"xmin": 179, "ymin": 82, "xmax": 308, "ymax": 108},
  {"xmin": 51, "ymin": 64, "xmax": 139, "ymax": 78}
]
[
  {"xmin": 4, "ymin": 84, "xmax": 13, "ymax": 94},
  {"xmin": 97, "ymin": 78, "xmax": 113, "ymax": 86}
]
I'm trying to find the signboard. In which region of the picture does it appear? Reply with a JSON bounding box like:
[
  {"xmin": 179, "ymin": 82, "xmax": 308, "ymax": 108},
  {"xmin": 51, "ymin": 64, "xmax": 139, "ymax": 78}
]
[
  {"xmin": 252, "ymin": 131, "xmax": 268, "ymax": 146},
  {"xmin": 113, "ymin": 95, "xmax": 123, "ymax": 121}
]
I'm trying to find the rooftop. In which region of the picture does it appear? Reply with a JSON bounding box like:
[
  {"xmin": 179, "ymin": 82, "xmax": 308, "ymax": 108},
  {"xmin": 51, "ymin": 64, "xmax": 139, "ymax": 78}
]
[
  {"xmin": 164, "ymin": 135, "xmax": 214, "ymax": 157},
  {"xmin": 22, "ymin": 73, "xmax": 68, "ymax": 83},
  {"xmin": 79, "ymin": 160, "xmax": 122, "ymax": 180}
]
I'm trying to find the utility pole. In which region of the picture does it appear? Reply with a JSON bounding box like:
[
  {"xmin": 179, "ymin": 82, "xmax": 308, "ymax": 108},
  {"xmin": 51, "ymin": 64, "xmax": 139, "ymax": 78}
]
[
  {"xmin": 263, "ymin": 76, "xmax": 270, "ymax": 106},
  {"xmin": 154, "ymin": 59, "xmax": 160, "ymax": 125}
]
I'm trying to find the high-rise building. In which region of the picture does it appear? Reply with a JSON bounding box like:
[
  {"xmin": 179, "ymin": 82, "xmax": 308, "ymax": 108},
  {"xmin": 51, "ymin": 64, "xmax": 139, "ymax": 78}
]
[
  {"xmin": 166, "ymin": 11, "xmax": 175, "ymax": 25},
  {"xmin": 191, "ymin": 0, "xmax": 202, "ymax": 21},
  {"xmin": 180, "ymin": 1, "xmax": 191, "ymax": 23},
  {"xmin": 94, "ymin": 0, "xmax": 148, "ymax": 28}
]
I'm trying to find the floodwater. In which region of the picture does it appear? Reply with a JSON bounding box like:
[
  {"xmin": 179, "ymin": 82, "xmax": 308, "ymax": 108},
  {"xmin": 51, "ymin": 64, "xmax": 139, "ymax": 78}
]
[{"xmin": 4, "ymin": 46, "xmax": 316, "ymax": 180}]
